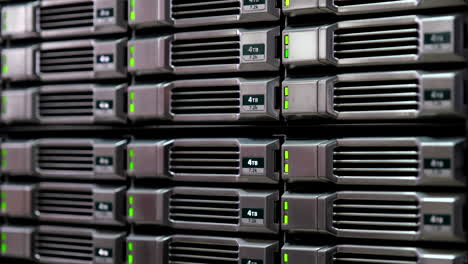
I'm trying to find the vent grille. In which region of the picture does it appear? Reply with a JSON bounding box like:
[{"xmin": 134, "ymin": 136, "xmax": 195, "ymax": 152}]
[
  {"xmin": 334, "ymin": 23, "xmax": 419, "ymax": 59},
  {"xmin": 169, "ymin": 193, "xmax": 240, "ymax": 224},
  {"xmin": 36, "ymin": 188, "xmax": 94, "ymax": 217},
  {"xmin": 169, "ymin": 146, "xmax": 240, "ymax": 175},
  {"xmin": 169, "ymin": 240, "xmax": 239, "ymax": 264},
  {"xmin": 35, "ymin": 232, "xmax": 94, "ymax": 263},
  {"xmin": 40, "ymin": 1, "xmax": 94, "ymax": 31},
  {"xmin": 171, "ymin": 85, "xmax": 241, "ymax": 114},
  {"xmin": 333, "ymin": 252, "xmax": 418, "ymax": 264},
  {"xmin": 40, "ymin": 46, "xmax": 94, "ymax": 73},
  {"xmin": 333, "ymin": 79, "xmax": 420, "ymax": 112},
  {"xmin": 38, "ymin": 145, "xmax": 94, "ymax": 172},
  {"xmin": 172, "ymin": 0, "xmax": 241, "ymax": 20},
  {"xmin": 332, "ymin": 198, "xmax": 420, "ymax": 231},
  {"xmin": 334, "ymin": 0, "xmax": 405, "ymax": 7},
  {"xmin": 333, "ymin": 146, "xmax": 419, "ymax": 178},
  {"xmin": 171, "ymin": 36, "xmax": 241, "ymax": 67},
  {"xmin": 39, "ymin": 90, "xmax": 94, "ymax": 117}
]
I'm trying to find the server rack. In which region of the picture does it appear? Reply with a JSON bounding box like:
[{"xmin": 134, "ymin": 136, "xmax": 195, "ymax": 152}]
[{"xmin": 0, "ymin": 1, "xmax": 467, "ymax": 264}]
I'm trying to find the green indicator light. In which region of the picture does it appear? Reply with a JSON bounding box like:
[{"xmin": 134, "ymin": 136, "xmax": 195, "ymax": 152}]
[
  {"xmin": 1, "ymin": 191, "xmax": 5, "ymax": 199},
  {"xmin": 284, "ymin": 87, "xmax": 289, "ymax": 96},
  {"xmin": 2, "ymin": 97, "xmax": 7, "ymax": 114},
  {"xmin": 129, "ymin": 57, "xmax": 135, "ymax": 67},
  {"xmin": 284, "ymin": 35, "xmax": 289, "ymax": 45},
  {"xmin": 129, "ymin": 45, "xmax": 135, "ymax": 55},
  {"xmin": 129, "ymin": 161, "xmax": 135, "ymax": 170},
  {"xmin": 2, "ymin": 65, "xmax": 8, "ymax": 74},
  {"xmin": 284, "ymin": 253, "xmax": 289, "ymax": 263},
  {"xmin": 130, "ymin": 11, "xmax": 136, "ymax": 21},
  {"xmin": 128, "ymin": 207, "xmax": 134, "ymax": 217},
  {"xmin": 284, "ymin": 164, "xmax": 289, "ymax": 173},
  {"xmin": 128, "ymin": 254, "xmax": 134, "ymax": 264},
  {"xmin": 129, "ymin": 104, "xmax": 135, "ymax": 113},
  {"xmin": 130, "ymin": 0, "xmax": 135, "ymax": 8},
  {"xmin": 284, "ymin": 201, "xmax": 289, "ymax": 210},
  {"xmin": 1, "ymin": 149, "xmax": 7, "ymax": 168},
  {"xmin": 284, "ymin": 214, "xmax": 289, "ymax": 224},
  {"xmin": 284, "ymin": 100, "xmax": 289, "ymax": 110},
  {"xmin": 284, "ymin": 49, "xmax": 289, "ymax": 58},
  {"xmin": 1, "ymin": 243, "xmax": 6, "ymax": 253},
  {"xmin": 129, "ymin": 91, "xmax": 135, "ymax": 100},
  {"xmin": 1, "ymin": 233, "xmax": 6, "ymax": 241},
  {"xmin": 129, "ymin": 149, "xmax": 135, "ymax": 158},
  {"xmin": 285, "ymin": 0, "xmax": 290, "ymax": 7},
  {"xmin": 284, "ymin": 150, "xmax": 289, "ymax": 160},
  {"xmin": 128, "ymin": 242, "xmax": 133, "ymax": 251},
  {"xmin": 128, "ymin": 196, "xmax": 134, "ymax": 205},
  {"xmin": 1, "ymin": 202, "xmax": 6, "ymax": 211}
]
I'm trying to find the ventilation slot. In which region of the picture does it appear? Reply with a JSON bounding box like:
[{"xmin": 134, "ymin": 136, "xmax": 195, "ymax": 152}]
[
  {"xmin": 334, "ymin": 23, "xmax": 419, "ymax": 59},
  {"xmin": 169, "ymin": 241, "xmax": 239, "ymax": 264},
  {"xmin": 333, "ymin": 199, "xmax": 420, "ymax": 231},
  {"xmin": 171, "ymin": 36, "xmax": 241, "ymax": 66},
  {"xmin": 333, "ymin": 252, "xmax": 418, "ymax": 264},
  {"xmin": 334, "ymin": 0, "xmax": 406, "ymax": 7},
  {"xmin": 333, "ymin": 146, "xmax": 419, "ymax": 178},
  {"xmin": 172, "ymin": 0, "xmax": 241, "ymax": 20},
  {"xmin": 36, "ymin": 189, "xmax": 94, "ymax": 217},
  {"xmin": 39, "ymin": 91, "xmax": 94, "ymax": 117},
  {"xmin": 38, "ymin": 145, "xmax": 94, "ymax": 172},
  {"xmin": 169, "ymin": 146, "xmax": 240, "ymax": 175},
  {"xmin": 40, "ymin": 1, "xmax": 94, "ymax": 30},
  {"xmin": 171, "ymin": 85, "xmax": 240, "ymax": 114},
  {"xmin": 333, "ymin": 79, "xmax": 420, "ymax": 112},
  {"xmin": 40, "ymin": 46, "xmax": 94, "ymax": 73},
  {"xmin": 169, "ymin": 193, "xmax": 240, "ymax": 224},
  {"xmin": 35, "ymin": 232, "xmax": 93, "ymax": 263}
]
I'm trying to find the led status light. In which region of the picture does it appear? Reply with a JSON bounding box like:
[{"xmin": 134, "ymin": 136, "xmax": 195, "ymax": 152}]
[
  {"xmin": 128, "ymin": 195, "xmax": 135, "ymax": 217},
  {"xmin": 127, "ymin": 241, "xmax": 134, "ymax": 264},
  {"xmin": 129, "ymin": 45, "xmax": 136, "ymax": 67},
  {"xmin": 130, "ymin": 3, "xmax": 136, "ymax": 22},
  {"xmin": 129, "ymin": 92, "xmax": 136, "ymax": 113},
  {"xmin": 1, "ymin": 191, "xmax": 6, "ymax": 211},
  {"xmin": 2, "ymin": 55, "xmax": 7, "ymax": 74},
  {"xmin": 1, "ymin": 233, "xmax": 6, "ymax": 254}
]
